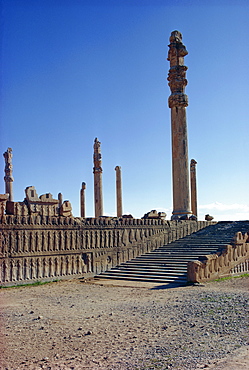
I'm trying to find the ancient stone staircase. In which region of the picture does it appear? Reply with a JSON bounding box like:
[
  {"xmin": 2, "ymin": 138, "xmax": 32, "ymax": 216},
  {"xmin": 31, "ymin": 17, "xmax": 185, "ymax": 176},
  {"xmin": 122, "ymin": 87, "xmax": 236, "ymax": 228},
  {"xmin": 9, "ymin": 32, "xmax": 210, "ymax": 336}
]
[{"xmin": 96, "ymin": 221, "xmax": 249, "ymax": 285}]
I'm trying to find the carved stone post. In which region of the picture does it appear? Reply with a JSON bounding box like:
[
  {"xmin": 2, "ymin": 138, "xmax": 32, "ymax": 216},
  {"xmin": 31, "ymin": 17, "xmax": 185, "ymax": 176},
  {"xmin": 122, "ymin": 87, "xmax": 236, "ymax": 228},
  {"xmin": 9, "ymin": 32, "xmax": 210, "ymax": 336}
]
[
  {"xmin": 190, "ymin": 159, "xmax": 198, "ymax": 218},
  {"xmin": 115, "ymin": 166, "xmax": 123, "ymax": 217},
  {"xmin": 167, "ymin": 31, "xmax": 191, "ymax": 219},
  {"xmin": 3, "ymin": 148, "xmax": 14, "ymax": 201},
  {"xmin": 80, "ymin": 182, "xmax": 86, "ymax": 218},
  {"xmin": 93, "ymin": 138, "xmax": 103, "ymax": 218},
  {"xmin": 58, "ymin": 193, "xmax": 63, "ymax": 208}
]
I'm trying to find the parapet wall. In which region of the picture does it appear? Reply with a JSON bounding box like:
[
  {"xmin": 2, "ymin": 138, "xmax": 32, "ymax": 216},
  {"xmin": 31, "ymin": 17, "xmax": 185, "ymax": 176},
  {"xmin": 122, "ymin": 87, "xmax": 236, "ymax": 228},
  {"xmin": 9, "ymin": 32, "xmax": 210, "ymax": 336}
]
[
  {"xmin": 187, "ymin": 231, "xmax": 249, "ymax": 283},
  {"xmin": 0, "ymin": 215, "xmax": 214, "ymax": 286}
]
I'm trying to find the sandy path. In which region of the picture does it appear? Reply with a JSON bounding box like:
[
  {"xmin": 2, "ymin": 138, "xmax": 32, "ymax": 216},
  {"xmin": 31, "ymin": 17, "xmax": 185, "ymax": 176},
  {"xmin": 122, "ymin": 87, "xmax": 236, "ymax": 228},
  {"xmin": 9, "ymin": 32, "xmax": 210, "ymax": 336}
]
[{"xmin": 0, "ymin": 277, "xmax": 248, "ymax": 369}]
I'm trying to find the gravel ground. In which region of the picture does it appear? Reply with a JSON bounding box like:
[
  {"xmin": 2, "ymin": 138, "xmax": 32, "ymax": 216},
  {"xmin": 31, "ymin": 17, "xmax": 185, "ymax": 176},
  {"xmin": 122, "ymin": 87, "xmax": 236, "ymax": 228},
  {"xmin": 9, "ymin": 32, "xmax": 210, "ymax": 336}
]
[{"xmin": 0, "ymin": 276, "xmax": 248, "ymax": 370}]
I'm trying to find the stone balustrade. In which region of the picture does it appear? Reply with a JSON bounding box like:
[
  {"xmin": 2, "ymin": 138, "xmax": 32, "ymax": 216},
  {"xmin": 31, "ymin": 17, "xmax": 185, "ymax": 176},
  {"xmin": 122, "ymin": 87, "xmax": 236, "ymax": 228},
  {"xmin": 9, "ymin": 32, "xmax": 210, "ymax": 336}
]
[
  {"xmin": 0, "ymin": 216, "xmax": 214, "ymax": 286},
  {"xmin": 187, "ymin": 231, "xmax": 249, "ymax": 283}
]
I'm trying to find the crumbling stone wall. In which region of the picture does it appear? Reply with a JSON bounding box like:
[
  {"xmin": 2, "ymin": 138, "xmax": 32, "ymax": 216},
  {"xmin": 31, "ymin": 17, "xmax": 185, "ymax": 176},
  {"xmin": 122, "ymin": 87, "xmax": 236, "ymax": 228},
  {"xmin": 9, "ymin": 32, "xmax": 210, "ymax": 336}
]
[{"xmin": 0, "ymin": 215, "xmax": 213, "ymax": 286}]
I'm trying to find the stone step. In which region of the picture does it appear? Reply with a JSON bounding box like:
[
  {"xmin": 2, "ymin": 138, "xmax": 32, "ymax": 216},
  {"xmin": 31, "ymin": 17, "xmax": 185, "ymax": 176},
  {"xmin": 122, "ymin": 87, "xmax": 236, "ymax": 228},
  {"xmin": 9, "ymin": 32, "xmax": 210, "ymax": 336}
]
[
  {"xmin": 149, "ymin": 250, "xmax": 220, "ymax": 254},
  {"xmin": 159, "ymin": 243, "xmax": 229, "ymax": 248},
  {"xmin": 96, "ymin": 221, "xmax": 249, "ymax": 284},
  {"xmin": 120, "ymin": 263, "xmax": 187, "ymax": 271},
  {"xmin": 107, "ymin": 268, "xmax": 187, "ymax": 276},
  {"xmin": 122, "ymin": 262, "xmax": 187, "ymax": 269},
  {"xmin": 182, "ymin": 238, "xmax": 232, "ymax": 240},
  {"xmin": 134, "ymin": 256, "xmax": 207, "ymax": 261},
  {"xmin": 97, "ymin": 273, "xmax": 186, "ymax": 284},
  {"xmin": 111, "ymin": 265, "xmax": 187, "ymax": 273}
]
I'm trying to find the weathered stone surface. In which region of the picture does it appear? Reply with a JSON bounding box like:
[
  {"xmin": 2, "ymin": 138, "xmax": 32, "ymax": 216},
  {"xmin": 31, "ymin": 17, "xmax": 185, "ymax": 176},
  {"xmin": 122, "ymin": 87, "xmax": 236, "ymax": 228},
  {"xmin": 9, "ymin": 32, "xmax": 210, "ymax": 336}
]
[
  {"xmin": 93, "ymin": 138, "xmax": 103, "ymax": 218},
  {"xmin": 205, "ymin": 214, "xmax": 214, "ymax": 221},
  {"xmin": 39, "ymin": 193, "xmax": 58, "ymax": 203},
  {"xmin": 167, "ymin": 31, "xmax": 192, "ymax": 220},
  {"xmin": 59, "ymin": 200, "xmax": 72, "ymax": 217},
  {"xmin": 188, "ymin": 231, "xmax": 249, "ymax": 283},
  {"xmin": 80, "ymin": 182, "xmax": 86, "ymax": 218},
  {"xmin": 0, "ymin": 216, "xmax": 213, "ymax": 286},
  {"xmin": 0, "ymin": 194, "xmax": 9, "ymax": 217},
  {"xmin": 190, "ymin": 159, "xmax": 198, "ymax": 218},
  {"xmin": 3, "ymin": 148, "xmax": 14, "ymax": 201},
  {"xmin": 115, "ymin": 166, "xmax": 123, "ymax": 218},
  {"xmin": 25, "ymin": 186, "xmax": 39, "ymax": 202},
  {"xmin": 24, "ymin": 186, "xmax": 59, "ymax": 216},
  {"xmin": 142, "ymin": 210, "xmax": 166, "ymax": 220}
]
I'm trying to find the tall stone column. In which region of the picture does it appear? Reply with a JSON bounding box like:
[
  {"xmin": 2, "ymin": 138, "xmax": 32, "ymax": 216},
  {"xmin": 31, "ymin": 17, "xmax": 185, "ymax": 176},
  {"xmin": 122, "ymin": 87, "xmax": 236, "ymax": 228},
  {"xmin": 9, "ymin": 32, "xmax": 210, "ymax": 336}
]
[
  {"xmin": 80, "ymin": 182, "xmax": 86, "ymax": 218},
  {"xmin": 115, "ymin": 166, "xmax": 123, "ymax": 217},
  {"xmin": 167, "ymin": 31, "xmax": 192, "ymax": 219},
  {"xmin": 3, "ymin": 147, "xmax": 14, "ymax": 201},
  {"xmin": 93, "ymin": 138, "xmax": 103, "ymax": 218},
  {"xmin": 190, "ymin": 159, "xmax": 198, "ymax": 218}
]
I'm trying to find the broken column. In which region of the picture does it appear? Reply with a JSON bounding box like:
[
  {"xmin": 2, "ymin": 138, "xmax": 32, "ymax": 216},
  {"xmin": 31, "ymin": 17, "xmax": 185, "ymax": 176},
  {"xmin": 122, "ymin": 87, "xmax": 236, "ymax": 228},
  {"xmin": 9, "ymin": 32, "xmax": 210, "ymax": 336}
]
[
  {"xmin": 190, "ymin": 159, "xmax": 198, "ymax": 218},
  {"xmin": 167, "ymin": 31, "xmax": 192, "ymax": 219},
  {"xmin": 93, "ymin": 138, "xmax": 103, "ymax": 218},
  {"xmin": 3, "ymin": 148, "xmax": 14, "ymax": 201},
  {"xmin": 58, "ymin": 193, "xmax": 63, "ymax": 209},
  {"xmin": 115, "ymin": 166, "xmax": 123, "ymax": 217},
  {"xmin": 80, "ymin": 182, "xmax": 86, "ymax": 218}
]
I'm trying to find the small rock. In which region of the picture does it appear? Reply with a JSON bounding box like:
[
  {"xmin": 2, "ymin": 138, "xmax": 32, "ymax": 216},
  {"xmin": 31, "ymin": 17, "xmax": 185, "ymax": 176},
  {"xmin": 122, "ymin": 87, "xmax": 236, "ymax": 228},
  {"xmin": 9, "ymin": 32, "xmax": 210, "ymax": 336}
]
[{"xmin": 85, "ymin": 330, "xmax": 92, "ymax": 335}]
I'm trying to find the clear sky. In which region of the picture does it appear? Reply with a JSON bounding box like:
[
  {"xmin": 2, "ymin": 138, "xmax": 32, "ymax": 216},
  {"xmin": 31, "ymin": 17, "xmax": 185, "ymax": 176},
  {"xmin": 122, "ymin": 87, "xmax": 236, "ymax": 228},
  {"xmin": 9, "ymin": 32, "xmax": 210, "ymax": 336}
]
[{"xmin": 1, "ymin": 0, "xmax": 248, "ymax": 221}]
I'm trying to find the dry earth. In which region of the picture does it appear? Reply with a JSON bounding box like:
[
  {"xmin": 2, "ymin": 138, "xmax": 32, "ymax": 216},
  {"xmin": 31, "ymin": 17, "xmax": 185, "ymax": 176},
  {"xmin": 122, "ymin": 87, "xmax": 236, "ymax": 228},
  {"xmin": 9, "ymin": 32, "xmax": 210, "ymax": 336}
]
[{"xmin": 0, "ymin": 276, "xmax": 248, "ymax": 370}]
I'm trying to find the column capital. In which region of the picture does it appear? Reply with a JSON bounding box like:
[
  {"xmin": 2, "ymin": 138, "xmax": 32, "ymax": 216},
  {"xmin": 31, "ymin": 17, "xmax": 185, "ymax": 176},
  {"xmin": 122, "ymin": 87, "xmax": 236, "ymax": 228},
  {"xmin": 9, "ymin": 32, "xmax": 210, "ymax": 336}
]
[
  {"xmin": 168, "ymin": 93, "xmax": 188, "ymax": 108},
  {"xmin": 190, "ymin": 159, "xmax": 197, "ymax": 171},
  {"xmin": 167, "ymin": 31, "xmax": 188, "ymax": 108}
]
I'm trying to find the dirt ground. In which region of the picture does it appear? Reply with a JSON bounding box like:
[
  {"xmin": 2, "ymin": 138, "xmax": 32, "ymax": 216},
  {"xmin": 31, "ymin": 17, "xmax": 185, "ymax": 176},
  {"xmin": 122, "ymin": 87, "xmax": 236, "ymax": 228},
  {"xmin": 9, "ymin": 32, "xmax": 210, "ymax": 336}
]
[{"xmin": 0, "ymin": 276, "xmax": 248, "ymax": 370}]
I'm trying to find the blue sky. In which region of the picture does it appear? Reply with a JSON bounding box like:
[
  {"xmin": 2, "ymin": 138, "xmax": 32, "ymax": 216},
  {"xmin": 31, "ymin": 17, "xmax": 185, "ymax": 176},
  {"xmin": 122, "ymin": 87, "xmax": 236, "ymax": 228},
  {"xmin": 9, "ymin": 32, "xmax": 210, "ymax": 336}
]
[{"xmin": 1, "ymin": 0, "xmax": 248, "ymax": 221}]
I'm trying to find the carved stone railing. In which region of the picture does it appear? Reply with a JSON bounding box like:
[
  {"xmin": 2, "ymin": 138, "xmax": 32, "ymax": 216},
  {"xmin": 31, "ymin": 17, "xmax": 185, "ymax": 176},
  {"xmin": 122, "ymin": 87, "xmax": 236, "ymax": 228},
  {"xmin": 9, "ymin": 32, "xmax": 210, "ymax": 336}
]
[
  {"xmin": 187, "ymin": 232, "xmax": 249, "ymax": 283},
  {"xmin": 0, "ymin": 215, "xmax": 214, "ymax": 286}
]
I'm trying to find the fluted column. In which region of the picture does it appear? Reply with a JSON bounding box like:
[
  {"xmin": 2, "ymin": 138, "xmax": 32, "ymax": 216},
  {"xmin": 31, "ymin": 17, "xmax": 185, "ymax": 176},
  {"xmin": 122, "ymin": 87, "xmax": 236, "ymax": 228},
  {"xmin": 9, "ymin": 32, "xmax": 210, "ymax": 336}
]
[
  {"xmin": 93, "ymin": 138, "xmax": 103, "ymax": 218},
  {"xmin": 115, "ymin": 166, "xmax": 123, "ymax": 217},
  {"xmin": 80, "ymin": 182, "xmax": 86, "ymax": 218},
  {"xmin": 3, "ymin": 148, "xmax": 14, "ymax": 201},
  {"xmin": 190, "ymin": 159, "xmax": 198, "ymax": 218},
  {"xmin": 167, "ymin": 31, "xmax": 191, "ymax": 219}
]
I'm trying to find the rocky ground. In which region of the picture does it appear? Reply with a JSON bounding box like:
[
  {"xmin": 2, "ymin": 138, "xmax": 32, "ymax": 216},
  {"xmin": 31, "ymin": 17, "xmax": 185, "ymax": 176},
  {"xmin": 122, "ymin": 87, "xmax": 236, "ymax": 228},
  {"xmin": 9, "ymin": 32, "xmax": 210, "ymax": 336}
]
[{"xmin": 0, "ymin": 276, "xmax": 248, "ymax": 370}]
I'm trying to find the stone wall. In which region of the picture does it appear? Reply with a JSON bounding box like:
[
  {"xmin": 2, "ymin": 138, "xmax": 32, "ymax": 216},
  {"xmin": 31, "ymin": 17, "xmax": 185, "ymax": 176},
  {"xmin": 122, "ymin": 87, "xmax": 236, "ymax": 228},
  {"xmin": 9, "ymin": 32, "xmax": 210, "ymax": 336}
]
[
  {"xmin": 187, "ymin": 231, "xmax": 249, "ymax": 283},
  {"xmin": 0, "ymin": 215, "xmax": 213, "ymax": 286}
]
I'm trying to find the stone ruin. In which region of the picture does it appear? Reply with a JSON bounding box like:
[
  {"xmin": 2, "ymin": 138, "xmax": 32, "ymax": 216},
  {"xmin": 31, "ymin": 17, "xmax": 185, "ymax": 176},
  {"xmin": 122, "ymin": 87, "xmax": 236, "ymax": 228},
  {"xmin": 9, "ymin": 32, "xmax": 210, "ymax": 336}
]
[
  {"xmin": 6, "ymin": 185, "xmax": 72, "ymax": 218},
  {"xmin": 142, "ymin": 210, "xmax": 166, "ymax": 220},
  {"xmin": 1, "ymin": 184, "xmax": 72, "ymax": 218}
]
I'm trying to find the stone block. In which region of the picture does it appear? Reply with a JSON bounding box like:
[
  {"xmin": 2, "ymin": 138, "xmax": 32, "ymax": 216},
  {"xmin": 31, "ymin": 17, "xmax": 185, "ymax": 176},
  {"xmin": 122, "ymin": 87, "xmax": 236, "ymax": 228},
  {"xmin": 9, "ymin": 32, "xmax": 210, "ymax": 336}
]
[
  {"xmin": 60, "ymin": 201, "xmax": 72, "ymax": 217},
  {"xmin": 25, "ymin": 186, "xmax": 39, "ymax": 202}
]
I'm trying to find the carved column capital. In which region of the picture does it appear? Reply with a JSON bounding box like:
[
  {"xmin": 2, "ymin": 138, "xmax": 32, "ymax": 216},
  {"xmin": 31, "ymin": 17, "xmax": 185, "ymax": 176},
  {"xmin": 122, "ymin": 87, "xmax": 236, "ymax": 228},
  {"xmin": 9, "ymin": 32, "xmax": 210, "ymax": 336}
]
[
  {"xmin": 190, "ymin": 159, "xmax": 197, "ymax": 172},
  {"xmin": 167, "ymin": 31, "xmax": 188, "ymax": 108},
  {"xmin": 93, "ymin": 138, "xmax": 103, "ymax": 217},
  {"xmin": 168, "ymin": 93, "xmax": 188, "ymax": 108},
  {"xmin": 3, "ymin": 147, "xmax": 14, "ymax": 201}
]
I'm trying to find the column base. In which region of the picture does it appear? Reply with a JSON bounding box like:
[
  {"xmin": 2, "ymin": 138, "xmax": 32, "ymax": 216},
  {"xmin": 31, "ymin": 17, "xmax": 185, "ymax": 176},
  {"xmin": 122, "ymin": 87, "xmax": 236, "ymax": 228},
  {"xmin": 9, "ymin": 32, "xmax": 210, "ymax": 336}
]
[{"xmin": 171, "ymin": 211, "xmax": 192, "ymax": 221}]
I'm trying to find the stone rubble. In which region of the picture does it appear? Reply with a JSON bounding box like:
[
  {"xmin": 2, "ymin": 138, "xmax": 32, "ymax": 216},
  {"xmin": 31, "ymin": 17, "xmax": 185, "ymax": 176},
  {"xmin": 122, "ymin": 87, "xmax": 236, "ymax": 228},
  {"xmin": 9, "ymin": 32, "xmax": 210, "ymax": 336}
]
[{"xmin": 0, "ymin": 276, "xmax": 248, "ymax": 369}]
